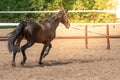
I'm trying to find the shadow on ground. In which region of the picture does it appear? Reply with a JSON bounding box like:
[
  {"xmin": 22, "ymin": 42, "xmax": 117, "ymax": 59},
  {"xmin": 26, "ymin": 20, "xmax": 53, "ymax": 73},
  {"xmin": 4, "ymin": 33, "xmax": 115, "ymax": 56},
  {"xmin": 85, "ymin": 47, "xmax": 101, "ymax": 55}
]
[{"xmin": 21, "ymin": 57, "xmax": 120, "ymax": 68}]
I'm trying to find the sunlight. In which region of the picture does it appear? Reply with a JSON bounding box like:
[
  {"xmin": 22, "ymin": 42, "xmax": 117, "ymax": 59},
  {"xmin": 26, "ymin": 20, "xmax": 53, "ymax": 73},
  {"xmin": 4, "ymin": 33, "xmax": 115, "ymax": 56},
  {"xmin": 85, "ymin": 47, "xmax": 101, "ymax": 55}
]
[{"xmin": 116, "ymin": 0, "xmax": 120, "ymax": 20}]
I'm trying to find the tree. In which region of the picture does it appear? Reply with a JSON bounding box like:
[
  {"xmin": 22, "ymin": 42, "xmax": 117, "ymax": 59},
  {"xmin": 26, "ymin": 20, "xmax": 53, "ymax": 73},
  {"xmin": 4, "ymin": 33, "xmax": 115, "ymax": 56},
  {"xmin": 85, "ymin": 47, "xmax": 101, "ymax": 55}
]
[{"xmin": 0, "ymin": 0, "xmax": 118, "ymax": 23}]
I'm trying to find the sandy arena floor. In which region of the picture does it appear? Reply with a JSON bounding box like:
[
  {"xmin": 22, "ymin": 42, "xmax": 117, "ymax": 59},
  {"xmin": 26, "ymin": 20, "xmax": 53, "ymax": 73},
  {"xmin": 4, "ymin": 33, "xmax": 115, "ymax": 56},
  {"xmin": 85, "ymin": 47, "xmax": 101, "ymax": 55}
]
[{"xmin": 0, "ymin": 24, "xmax": 120, "ymax": 80}]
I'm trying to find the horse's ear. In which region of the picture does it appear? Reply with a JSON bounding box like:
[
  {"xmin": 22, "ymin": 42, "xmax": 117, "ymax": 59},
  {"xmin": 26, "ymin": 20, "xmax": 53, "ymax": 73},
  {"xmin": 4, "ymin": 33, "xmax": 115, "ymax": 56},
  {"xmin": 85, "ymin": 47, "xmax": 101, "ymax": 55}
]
[
  {"xmin": 65, "ymin": 9, "xmax": 68, "ymax": 13},
  {"xmin": 57, "ymin": 11, "xmax": 64, "ymax": 18}
]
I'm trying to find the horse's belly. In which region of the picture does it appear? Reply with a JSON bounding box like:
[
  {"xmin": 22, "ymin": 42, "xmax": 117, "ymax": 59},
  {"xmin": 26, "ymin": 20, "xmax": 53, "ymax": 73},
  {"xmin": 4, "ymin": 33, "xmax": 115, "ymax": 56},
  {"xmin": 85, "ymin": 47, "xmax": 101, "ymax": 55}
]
[
  {"xmin": 35, "ymin": 35, "xmax": 54, "ymax": 43},
  {"xmin": 35, "ymin": 30, "xmax": 55, "ymax": 43},
  {"xmin": 35, "ymin": 35, "xmax": 46, "ymax": 43}
]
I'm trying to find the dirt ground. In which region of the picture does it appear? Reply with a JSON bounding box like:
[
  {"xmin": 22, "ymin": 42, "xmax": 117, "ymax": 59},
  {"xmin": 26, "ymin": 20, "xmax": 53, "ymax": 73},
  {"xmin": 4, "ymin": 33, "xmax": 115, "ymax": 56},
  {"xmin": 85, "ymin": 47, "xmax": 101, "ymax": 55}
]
[{"xmin": 0, "ymin": 24, "xmax": 120, "ymax": 80}]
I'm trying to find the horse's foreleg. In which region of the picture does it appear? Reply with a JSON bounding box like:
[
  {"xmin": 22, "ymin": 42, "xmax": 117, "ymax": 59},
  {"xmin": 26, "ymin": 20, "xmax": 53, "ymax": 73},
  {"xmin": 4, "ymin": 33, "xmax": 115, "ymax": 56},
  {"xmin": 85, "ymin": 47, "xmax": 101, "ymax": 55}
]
[
  {"xmin": 21, "ymin": 42, "xmax": 34, "ymax": 66},
  {"xmin": 39, "ymin": 44, "xmax": 49, "ymax": 65},
  {"xmin": 11, "ymin": 52, "xmax": 17, "ymax": 66},
  {"xmin": 42, "ymin": 44, "xmax": 52, "ymax": 58}
]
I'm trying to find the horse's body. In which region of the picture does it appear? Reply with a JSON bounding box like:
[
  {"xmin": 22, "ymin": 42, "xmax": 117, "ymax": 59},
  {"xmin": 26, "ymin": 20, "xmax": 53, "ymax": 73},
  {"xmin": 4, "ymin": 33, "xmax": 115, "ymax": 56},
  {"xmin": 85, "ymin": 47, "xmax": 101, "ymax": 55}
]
[
  {"xmin": 24, "ymin": 21, "xmax": 55, "ymax": 43},
  {"xmin": 8, "ymin": 10, "xmax": 70, "ymax": 66}
]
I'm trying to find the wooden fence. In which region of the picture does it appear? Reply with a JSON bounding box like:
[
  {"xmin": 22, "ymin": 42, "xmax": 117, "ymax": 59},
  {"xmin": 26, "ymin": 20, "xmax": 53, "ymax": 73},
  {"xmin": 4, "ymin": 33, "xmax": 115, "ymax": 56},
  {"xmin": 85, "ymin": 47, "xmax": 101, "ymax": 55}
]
[
  {"xmin": 0, "ymin": 23, "xmax": 120, "ymax": 49},
  {"xmin": 0, "ymin": 10, "xmax": 120, "ymax": 49}
]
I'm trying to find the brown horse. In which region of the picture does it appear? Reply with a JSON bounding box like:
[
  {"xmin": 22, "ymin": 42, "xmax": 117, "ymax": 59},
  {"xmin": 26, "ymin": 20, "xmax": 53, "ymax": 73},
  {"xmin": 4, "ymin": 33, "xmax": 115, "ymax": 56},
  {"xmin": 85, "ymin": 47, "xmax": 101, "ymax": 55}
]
[{"xmin": 8, "ymin": 10, "xmax": 70, "ymax": 66}]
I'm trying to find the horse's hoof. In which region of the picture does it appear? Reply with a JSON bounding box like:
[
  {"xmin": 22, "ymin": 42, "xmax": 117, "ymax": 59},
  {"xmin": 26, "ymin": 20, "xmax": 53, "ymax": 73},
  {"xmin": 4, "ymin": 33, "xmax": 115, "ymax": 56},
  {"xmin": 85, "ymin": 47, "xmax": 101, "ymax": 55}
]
[
  {"xmin": 11, "ymin": 63, "xmax": 16, "ymax": 66},
  {"xmin": 21, "ymin": 61, "xmax": 25, "ymax": 66},
  {"xmin": 39, "ymin": 62, "xmax": 43, "ymax": 65},
  {"xmin": 11, "ymin": 61, "xmax": 16, "ymax": 66},
  {"xmin": 39, "ymin": 62, "xmax": 45, "ymax": 67}
]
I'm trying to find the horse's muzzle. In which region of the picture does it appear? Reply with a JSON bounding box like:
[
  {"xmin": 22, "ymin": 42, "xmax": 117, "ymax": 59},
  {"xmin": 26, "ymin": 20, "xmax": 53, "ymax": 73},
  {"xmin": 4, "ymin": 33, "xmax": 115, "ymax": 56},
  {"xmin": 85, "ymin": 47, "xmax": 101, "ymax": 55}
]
[{"xmin": 64, "ymin": 23, "xmax": 70, "ymax": 29}]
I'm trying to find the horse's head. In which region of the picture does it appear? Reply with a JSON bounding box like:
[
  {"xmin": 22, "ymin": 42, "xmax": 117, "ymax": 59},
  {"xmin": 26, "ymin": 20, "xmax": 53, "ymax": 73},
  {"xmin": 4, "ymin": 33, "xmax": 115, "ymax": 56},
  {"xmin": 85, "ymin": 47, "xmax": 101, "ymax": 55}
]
[{"xmin": 57, "ymin": 10, "xmax": 70, "ymax": 29}]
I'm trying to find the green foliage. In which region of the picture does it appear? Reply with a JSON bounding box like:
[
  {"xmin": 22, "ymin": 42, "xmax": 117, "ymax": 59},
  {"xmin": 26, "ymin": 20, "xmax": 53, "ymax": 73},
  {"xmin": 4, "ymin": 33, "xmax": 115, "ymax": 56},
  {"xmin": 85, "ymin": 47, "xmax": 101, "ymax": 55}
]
[{"xmin": 0, "ymin": 0, "xmax": 118, "ymax": 23}]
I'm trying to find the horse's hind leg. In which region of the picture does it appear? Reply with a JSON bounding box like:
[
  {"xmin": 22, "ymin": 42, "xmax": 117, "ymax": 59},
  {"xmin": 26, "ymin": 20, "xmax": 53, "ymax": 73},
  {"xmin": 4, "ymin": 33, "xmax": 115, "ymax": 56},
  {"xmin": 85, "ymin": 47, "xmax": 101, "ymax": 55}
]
[
  {"xmin": 11, "ymin": 36, "xmax": 23, "ymax": 66},
  {"xmin": 15, "ymin": 35, "xmax": 23, "ymax": 47},
  {"xmin": 42, "ymin": 44, "xmax": 52, "ymax": 58},
  {"xmin": 11, "ymin": 35, "xmax": 23, "ymax": 66},
  {"xmin": 21, "ymin": 42, "xmax": 34, "ymax": 66},
  {"xmin": 11, "ymin": 52, "xmax": 17, "ymax": 66}
]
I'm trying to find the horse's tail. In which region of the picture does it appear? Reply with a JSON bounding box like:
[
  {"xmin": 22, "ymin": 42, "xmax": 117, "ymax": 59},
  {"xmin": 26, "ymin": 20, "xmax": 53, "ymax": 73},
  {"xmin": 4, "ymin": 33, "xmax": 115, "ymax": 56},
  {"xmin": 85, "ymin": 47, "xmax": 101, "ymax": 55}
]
[{"xmin": 8, "ymin": 21, "xmax": 27, "ymax": 53}]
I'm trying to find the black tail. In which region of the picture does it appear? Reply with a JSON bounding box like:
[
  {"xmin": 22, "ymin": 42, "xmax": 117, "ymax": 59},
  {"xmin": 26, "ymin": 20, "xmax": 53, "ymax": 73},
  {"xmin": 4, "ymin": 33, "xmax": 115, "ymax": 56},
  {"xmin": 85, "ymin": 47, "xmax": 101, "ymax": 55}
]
[{"xmin": 8, "ymin": 21, "xmax": 27, "ymax": 53}]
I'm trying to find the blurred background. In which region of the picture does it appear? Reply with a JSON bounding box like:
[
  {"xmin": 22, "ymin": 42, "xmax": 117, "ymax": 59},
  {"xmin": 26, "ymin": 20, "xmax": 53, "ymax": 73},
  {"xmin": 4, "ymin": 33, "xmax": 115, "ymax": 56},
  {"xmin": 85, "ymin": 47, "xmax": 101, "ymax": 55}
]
[{"xmin": 0, "ymin": 0, "xmax": 120, "ymax": 23}]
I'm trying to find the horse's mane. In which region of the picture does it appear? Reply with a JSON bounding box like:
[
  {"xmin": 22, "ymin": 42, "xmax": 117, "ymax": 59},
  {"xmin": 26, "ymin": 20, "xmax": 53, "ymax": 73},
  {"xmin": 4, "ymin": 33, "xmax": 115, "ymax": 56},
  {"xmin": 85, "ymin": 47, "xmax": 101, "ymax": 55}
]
[
  {"xmin": 47, "ymin": 10, "xmax": 64, "ymax": 22},
  {"xmin": 47, "ymin": 14, "xmax": 57, "ymax": 22}
]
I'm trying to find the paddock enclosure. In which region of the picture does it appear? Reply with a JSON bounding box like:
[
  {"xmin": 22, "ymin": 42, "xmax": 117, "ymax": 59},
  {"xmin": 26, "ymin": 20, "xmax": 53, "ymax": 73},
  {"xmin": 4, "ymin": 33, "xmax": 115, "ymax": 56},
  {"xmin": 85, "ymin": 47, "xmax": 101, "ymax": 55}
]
[
  {"xmin": 0, "ymin": 24, "xmax": 120, "ymax": 80},
  {"xmin": 0, "ymin": 10, "xmax": 120, "ymax": 80}
]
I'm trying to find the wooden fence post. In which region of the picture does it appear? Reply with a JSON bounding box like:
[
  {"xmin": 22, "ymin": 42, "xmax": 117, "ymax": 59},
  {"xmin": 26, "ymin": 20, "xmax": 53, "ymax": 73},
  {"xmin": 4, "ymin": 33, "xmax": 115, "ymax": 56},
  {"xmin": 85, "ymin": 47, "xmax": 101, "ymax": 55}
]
[
  {"xmin": 85, "ymin": 25, "xmax": 88, "ymax": 49},
  {"xmin": 106, "ymin": 24, "xmax": 110, "ymax": 49}
]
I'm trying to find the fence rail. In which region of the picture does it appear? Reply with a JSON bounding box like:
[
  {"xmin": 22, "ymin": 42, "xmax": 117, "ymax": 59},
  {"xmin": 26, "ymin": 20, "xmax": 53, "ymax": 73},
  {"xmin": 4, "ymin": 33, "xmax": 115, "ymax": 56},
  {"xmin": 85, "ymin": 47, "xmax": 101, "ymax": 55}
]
[
  {"xmin": 0, "ymin": 10, "xmax": 118, "ymax": 13},
  {"xmin": 0, "ymin": 22, "xmax": 120, "ymax": 26},
  {"xmin": 0, "ymin": 23, "xmax": 120, "ymax": 49}
]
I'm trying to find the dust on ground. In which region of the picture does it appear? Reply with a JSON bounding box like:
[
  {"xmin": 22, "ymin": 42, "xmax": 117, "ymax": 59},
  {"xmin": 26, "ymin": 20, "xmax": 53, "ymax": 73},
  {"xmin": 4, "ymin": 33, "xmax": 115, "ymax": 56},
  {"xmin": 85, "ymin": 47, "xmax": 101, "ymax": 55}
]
[{"xmin": 0, "ymin": 24, "xmax": 120, "ymax": 80}]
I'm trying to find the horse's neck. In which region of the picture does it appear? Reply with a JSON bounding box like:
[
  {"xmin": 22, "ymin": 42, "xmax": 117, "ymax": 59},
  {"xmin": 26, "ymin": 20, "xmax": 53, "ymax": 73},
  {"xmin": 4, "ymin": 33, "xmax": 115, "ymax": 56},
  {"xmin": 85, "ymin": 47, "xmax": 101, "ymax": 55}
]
[{"xmin": 50, "ymin": 19, "xmax": 60, "ymax": 31}]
